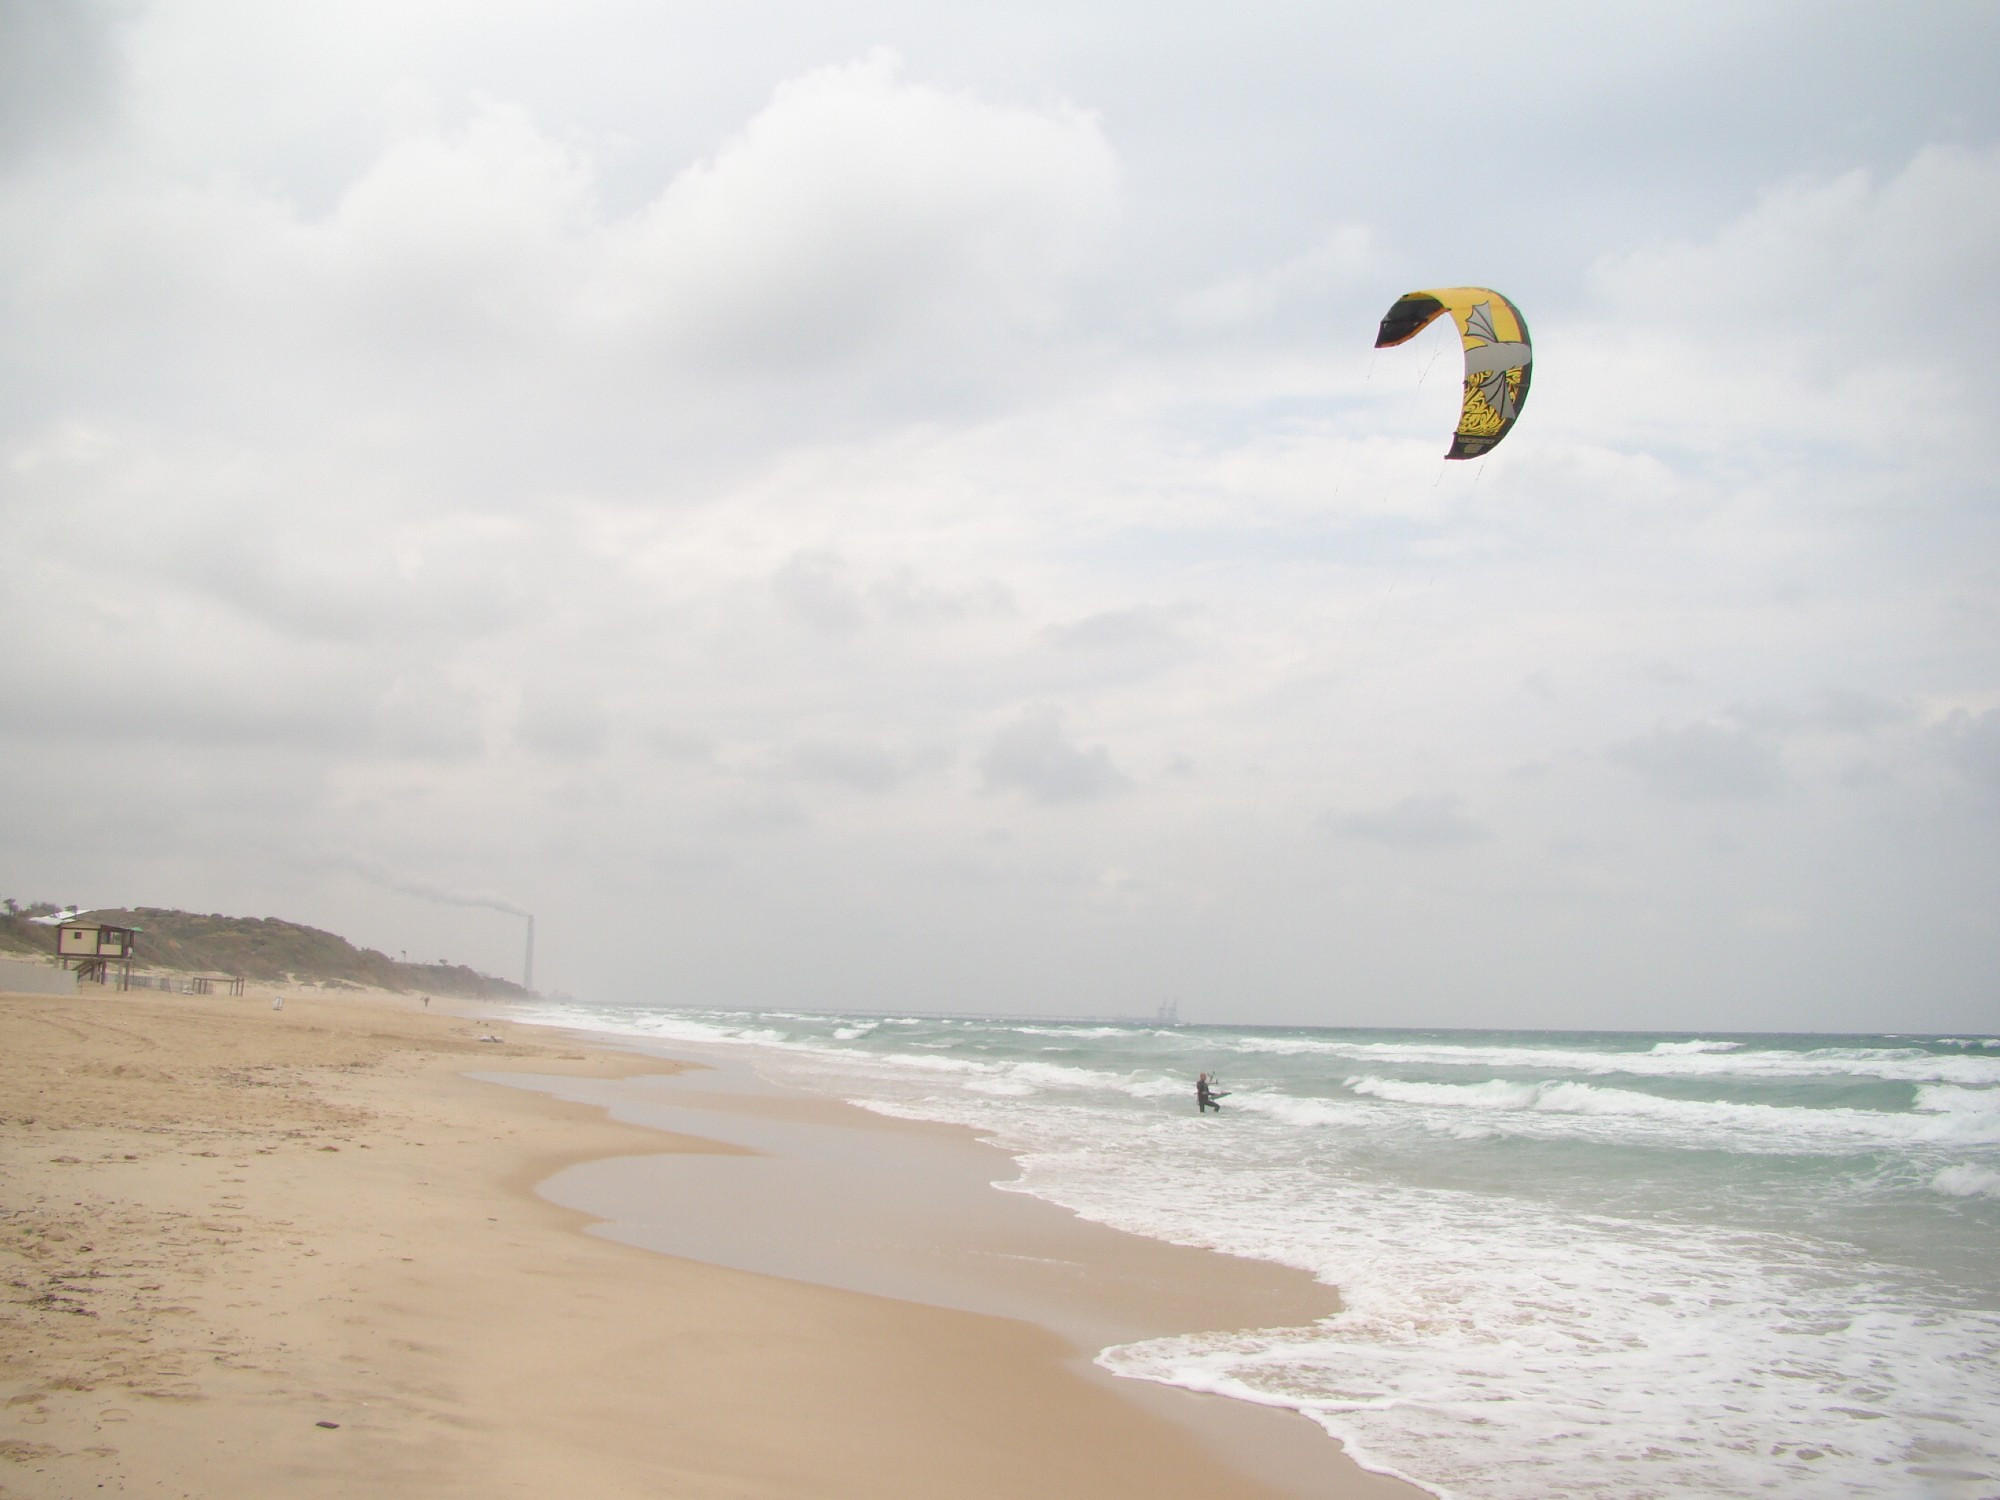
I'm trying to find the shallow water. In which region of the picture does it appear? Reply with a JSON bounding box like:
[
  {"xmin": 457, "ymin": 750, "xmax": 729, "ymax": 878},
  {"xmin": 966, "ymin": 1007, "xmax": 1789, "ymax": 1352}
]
[{"xmin": 513, "ymin": 1003, "xmax": 2000, "ymax": 1500}]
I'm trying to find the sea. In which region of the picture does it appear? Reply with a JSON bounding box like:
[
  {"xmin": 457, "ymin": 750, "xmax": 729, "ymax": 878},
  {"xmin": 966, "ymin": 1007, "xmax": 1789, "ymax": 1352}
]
[{"xmin": 509, "ymin": 1002, "xmax": 2000, "ymax": 1500}]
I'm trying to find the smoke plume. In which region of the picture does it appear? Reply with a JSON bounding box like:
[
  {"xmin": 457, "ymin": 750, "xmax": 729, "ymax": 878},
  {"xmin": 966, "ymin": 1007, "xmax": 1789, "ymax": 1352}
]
[{"xmin": 319, "ymin": 855, "xmax": 530, "ymax": 919}]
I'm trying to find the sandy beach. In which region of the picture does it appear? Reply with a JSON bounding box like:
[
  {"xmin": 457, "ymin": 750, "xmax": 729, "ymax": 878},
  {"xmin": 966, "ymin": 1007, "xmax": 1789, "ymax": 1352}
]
[{"xmin": 1, "ymin": 981, "xmax": 1419, "ymax": 1499}]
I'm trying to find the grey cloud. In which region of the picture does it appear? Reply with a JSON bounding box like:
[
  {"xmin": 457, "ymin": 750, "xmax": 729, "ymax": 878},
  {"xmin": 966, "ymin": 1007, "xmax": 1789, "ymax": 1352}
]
[
  {"xmin": 201, "ymin": 529, "xmax": 542, "ymax": 646},
  {"xmin": 646, "ymin": 726, "xmax": 716, "ymax": 764},
  {"xmin": 1937, "ymin": 708, "xmax": 2000, "ymax": 793},
  {"xmin": 702, "ymin": 792, "xmax": 812, "ymax": 837},
  {"xmin": 373, "ymin": 672, "xmax": 486, "ymax": 759},
  {"xmin": 1633, "ymin": 662, "xmax": 1697, "ymax": 687},
  {"xmin": 775, "ymin": 552, "xmax": 1015, "ymax": 636},
  {"xmin": 1046, "ymin": 606, "xmax": 1191, "ymax": 658},
  {"xmin": 786, "ymin": 739, "xmax": 948, "ymax": 794},
  {"xmin": 772, "ymin": 551, "xmax": 867, "ymax": 635},
  {"xmin": 1321, "ymin": 795, "xmax": 1487, "ymax": 850},
  {"xmin": 1837, "ymin": 760, "xmax": 1894, "ymax": 789},
  {"xmin": 1030, "ymin": 606, "xmax": 1197, "ymax": 691},
  {"xmin": 0, "ymin": 596, "xmax": 372, "ymax": 751},
  {"xmin": 1607, "ymin": 721, "xmax": 1785, "ymax": 801},
  {"xmin": 0, "ymin": 0, "xmax": 123, "ymax": 171},
  {"xmin": 1728, "ymin": 688, "xmax": 1914, "ymax": 736},
  {"xmin": 0, "ymin": 686, "xmax": 359, "ymax": 752},
  {"xmin": 868, "ymin": 566, "xmax": 1015, "ymax": 625},
  {"xmin": 789, "ymin": 740, "xmax": 902, "ymax": 792},
  {"xmin": 979, "ymin": 707, "xmax": 1128, "ymax": 804},
  {"xmin": 0, "ymin": 740, "xmax": 331, "ymax": 871},
  {"xmin": 515, "ymin": 681, "xmax": 608, "ymax": 759}
]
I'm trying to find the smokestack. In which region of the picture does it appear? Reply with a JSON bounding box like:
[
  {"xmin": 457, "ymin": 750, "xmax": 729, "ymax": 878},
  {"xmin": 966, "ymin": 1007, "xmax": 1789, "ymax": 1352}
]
[{"xmin": 523, "ymin": 913, "xmax": 535, "ymax": 993}]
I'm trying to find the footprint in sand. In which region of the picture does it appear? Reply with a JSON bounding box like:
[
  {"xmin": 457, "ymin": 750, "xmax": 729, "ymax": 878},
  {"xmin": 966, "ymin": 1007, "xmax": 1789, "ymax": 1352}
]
[{"xmin": 98, "ymin": 1408, "xmax": 132, "ymax": 1423}]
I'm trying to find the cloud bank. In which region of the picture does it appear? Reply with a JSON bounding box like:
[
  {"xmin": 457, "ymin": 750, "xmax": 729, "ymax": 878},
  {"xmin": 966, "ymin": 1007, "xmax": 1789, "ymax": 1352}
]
[{"xmin": 2, "ymin": 3, "xmax": 1995, "ymax": 1029}]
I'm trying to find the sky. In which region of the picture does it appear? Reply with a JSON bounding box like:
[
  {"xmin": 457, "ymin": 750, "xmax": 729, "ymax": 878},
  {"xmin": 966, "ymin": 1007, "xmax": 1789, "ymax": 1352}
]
[{"xmin": 2, "ymin": 0, "xmax": 1996, "ymax": 1031}]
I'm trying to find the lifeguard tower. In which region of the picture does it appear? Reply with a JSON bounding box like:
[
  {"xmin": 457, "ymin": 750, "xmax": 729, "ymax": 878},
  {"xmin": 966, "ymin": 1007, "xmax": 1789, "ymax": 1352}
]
[{"xmin": 56, "ymin": 917, "xmax": 139, "ymax": 987}]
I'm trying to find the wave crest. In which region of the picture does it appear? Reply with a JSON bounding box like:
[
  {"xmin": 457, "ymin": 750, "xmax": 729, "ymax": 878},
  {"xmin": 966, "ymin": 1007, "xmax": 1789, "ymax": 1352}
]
[{"xmin": 1343, "ymin": 1074, "xmax": 2000, "ymax": 1145}]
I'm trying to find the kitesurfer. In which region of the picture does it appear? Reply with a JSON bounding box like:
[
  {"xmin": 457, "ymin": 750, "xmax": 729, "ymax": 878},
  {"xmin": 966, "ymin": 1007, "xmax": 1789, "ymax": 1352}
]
[{"xmin": 1196, "ymin": 1072, "xmax": 1221, "ymax": 1112}]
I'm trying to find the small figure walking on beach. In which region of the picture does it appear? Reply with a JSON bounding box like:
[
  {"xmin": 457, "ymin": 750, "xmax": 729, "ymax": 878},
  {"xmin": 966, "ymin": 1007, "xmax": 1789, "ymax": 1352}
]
[{"xmin": 1196, "ymin": 1072, "xmax": 1221, "ymax": 1113}]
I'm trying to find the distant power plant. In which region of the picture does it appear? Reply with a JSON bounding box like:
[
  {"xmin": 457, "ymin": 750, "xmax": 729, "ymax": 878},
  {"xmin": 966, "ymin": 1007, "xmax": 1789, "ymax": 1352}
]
[{"xmin": 330, "ymin": 857, "xmax": 537, "ymax": 994}]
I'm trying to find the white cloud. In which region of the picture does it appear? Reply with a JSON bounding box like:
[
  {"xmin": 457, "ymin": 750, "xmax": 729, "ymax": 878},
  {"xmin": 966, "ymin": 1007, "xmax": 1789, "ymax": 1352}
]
[
  {"xmin": 1173, "ymin": 225, "xmax": 1376, "ymax": 332},
  {"xmin": 322, "ymin": 100, "xmax": 599, "ymax": 348},
  {"xmin": 594, "ymin": 51, "xmax": 1118, "ymax": 371},
  {"xmin": 1590, "ymin": 143, "xmax": 2000, "ymax": 357},
  {"xmin": 1564, "ymin": 143, "xmax": 2000, "ymax": 457},
  {"xmin": 2, "ymin": 47, "xmax": 1119, "ymax": 478}
]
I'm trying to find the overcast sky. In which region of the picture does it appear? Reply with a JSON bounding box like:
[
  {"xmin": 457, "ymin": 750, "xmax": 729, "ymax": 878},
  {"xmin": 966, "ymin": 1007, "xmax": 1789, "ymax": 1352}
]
[{"xmin": 3, "ymin": 0, "xmax": 1996, "ymax": 1030}]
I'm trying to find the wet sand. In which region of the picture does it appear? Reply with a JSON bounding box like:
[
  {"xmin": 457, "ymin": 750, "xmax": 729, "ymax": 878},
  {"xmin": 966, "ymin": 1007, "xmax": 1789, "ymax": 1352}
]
[{"xmin": 0, "ymin": 981, "xmax": 1422, "ymax": 1498}]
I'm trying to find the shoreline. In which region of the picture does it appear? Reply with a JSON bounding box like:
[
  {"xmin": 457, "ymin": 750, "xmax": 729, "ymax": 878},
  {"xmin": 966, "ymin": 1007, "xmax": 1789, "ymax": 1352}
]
[
  {"xmin": 2, "ymin": 982, "xmax": 1421, "ymax": 1498},
  {"xmin": 487, "ymin": 1041, "xmax": 1427, "ymax": 1498}
]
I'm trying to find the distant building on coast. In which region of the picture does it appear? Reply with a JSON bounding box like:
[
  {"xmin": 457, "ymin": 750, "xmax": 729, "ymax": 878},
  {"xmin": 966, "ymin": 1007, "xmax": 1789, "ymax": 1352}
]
[{"xmin": 55, "ymin": 917, "xmax": 138, "ymax": 987}]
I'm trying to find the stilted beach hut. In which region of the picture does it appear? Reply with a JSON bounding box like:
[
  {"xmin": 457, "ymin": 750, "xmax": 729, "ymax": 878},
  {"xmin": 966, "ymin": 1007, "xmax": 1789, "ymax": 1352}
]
[{"xmin": 56, "ymin": 917, "xmax": 138, "ymax": 987}]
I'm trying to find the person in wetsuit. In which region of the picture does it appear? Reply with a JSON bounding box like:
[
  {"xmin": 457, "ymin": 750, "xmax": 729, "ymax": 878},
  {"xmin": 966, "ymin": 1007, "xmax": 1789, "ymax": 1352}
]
[{"xmin": 1196, "ymin": 1072, "xmax": 1221, "ymax": 1112}]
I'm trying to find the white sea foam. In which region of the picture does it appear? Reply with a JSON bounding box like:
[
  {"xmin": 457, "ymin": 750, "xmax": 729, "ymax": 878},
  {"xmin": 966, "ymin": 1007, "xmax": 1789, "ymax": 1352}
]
[
  {"xmin": 1226, "ymin": 1092, "xmax": 1357, "ymax": 1129},
  {"xmin": 1915, "ymin": 1083, "xmax": 2000, "ymax": 1115},
  {"xmin": 1931, "ymin": 1165, "xmax": 2000, "ymax": 1199},
  {"xmin": 510, "ymin": 1003, "xmax": 779, "ymax": 1049}
]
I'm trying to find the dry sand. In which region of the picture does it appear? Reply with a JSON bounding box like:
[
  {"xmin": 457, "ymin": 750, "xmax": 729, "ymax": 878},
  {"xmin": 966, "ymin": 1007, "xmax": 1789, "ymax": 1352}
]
[{"xmin": 1, "ymin": 981, "xmax": 1422, "ymax": 1498}]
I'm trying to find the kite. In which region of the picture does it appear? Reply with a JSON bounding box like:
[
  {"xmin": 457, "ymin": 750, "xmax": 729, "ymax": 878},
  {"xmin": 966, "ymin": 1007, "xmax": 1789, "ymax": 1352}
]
[{"xmin": 1374, "ymin": 287, "xmax": 1532, "ymax": 459}]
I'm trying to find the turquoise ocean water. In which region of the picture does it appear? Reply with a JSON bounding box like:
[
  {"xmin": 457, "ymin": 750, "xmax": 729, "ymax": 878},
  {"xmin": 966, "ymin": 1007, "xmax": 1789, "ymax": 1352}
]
[{"xmin": 512, "ymin": 1002, "xmax": 2000, "ymax": 1500}]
